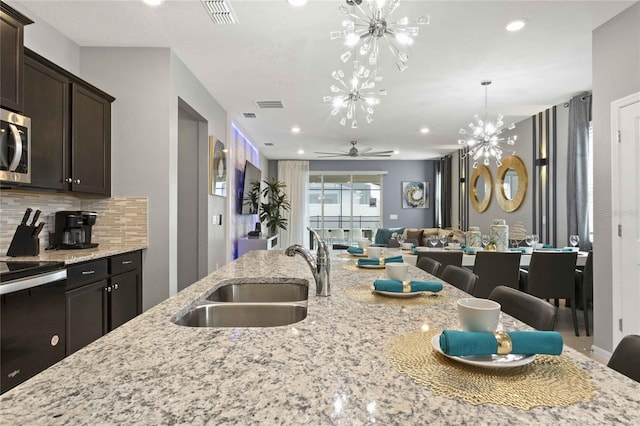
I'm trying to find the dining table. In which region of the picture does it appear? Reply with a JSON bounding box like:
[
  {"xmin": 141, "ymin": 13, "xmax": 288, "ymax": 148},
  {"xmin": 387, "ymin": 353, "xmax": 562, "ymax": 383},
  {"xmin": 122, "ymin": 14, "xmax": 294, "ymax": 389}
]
[{"xmin": 1, "ymin": 249, "xmax": 637, "ymax": 424}]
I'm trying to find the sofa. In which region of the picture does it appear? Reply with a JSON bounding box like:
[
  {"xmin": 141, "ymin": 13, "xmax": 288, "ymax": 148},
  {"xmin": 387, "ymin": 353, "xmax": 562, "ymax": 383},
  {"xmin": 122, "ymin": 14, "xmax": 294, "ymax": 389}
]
[{"xmin": 373, "ymin": 227, "xmax": 465, "ymax": 247}]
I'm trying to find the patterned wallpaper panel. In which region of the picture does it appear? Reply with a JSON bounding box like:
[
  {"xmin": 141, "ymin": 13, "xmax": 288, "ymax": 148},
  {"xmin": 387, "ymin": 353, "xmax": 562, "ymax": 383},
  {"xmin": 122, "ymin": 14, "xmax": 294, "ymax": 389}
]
[{"xmin": 0, "ymin": 191, "xmax": 147, "ymax": 253}]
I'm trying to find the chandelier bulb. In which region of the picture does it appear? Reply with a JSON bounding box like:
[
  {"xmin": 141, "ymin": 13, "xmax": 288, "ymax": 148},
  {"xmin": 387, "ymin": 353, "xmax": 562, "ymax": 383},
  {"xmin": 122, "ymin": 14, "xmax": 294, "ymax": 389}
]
[
  {"xmin": 484, "ymin": 158, "xmax": 490, "ymax": 166},
  {"xmin": 472, "ymin": 161, "xmax": 479, "ymax": 169},
  {"xmin": 340, "ymin": 51, "xmax": 352, "ymax": 63},
  {"xmin": 416, "ymin": 15, "xmax": 430, "ymax": 25},
  {"xmin": 351, "ymin": 120, "xmax": 358, "ymax": 129}
]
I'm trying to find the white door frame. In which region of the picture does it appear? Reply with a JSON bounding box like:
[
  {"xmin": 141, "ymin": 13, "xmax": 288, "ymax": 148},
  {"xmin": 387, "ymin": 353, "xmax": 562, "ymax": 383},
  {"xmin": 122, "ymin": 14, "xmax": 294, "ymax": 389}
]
[{"xmin": 610, "ymin": 90, "xmax": 640, "ymax": 345}]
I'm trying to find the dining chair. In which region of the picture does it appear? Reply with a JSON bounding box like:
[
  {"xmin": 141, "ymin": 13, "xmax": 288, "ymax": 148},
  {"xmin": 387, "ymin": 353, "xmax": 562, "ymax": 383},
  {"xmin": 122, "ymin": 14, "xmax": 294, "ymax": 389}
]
[
  {"xmin": 488, "ymin": 286, "xmax": 557, "ymax": 331},
  {"xmin": 416, "ymin": 251, "xmax": 463, "ymax": 278},
  {"xmin": 521, "ymin": 251, "xmax": 579, "ymax": 336},
  {"xmin": 575, "ymin": 251, "xmax": 593, "ymax": 336},
  {"xmin": 417, "ymin": 257, "xmax": 442, "ymax": 276},
  {"xmin": 472, "ymin": 251, "xmax": 522, "ymax": 298},
  {"xmin": 440, "ymin": 265, "xmax": 478, "ymax": 295},
  {"xmin": 607, "ymin": 335, "xmax": 640, "ymax": 383}
]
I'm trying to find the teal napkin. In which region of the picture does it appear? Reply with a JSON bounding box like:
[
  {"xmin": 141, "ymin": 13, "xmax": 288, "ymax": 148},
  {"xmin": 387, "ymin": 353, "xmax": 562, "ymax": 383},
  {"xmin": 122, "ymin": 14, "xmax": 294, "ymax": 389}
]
[
  {"xmin": 374, "ymin": 279, "xmax": 443, "ymax": 293},
  {"xmin": 411, "ymin": 247, "xmax": 419, "ymax": 255},
  {"xmin": 358, "ymin": 256, "xmax": 403, "ymax": 266},
  {"xmin": 347, "ymin": 247, "xmax": 363, "ymax": 254},
  {"xmin": 509, "ymin": 248, "xmax": 526, "ymax": 253},
  {"xmin": 439, "ymin": 330, "xmax": 563, "ymax": 356},
  {"xmin": 543, "ymin": 244, "xmax": 553, "ymax": 248},
  {"xmin": 462, "ymin": 246, "xmax": 476, "ymax": 254}
]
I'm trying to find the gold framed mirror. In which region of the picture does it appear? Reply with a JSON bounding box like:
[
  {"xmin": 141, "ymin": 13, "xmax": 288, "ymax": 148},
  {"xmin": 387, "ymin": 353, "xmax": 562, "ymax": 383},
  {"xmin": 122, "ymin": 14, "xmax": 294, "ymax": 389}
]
[
  {"xmin": 496, "ymin": 155, "xmax": 528, "ymax": 212},
  {"xmin": 470, "ymin": 164, "xmax": 492, "ymax": 212}
]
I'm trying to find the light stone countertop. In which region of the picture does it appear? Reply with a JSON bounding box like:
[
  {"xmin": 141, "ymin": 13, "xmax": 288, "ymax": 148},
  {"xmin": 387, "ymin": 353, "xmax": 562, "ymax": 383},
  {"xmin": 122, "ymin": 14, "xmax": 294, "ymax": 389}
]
[
  {"xmin": 1, "ymin": 250, "xmax": 639, "ymax": 425},
  {"xmin": 0, "ymin": 243, "xmax": 148, "ymax": 264}
]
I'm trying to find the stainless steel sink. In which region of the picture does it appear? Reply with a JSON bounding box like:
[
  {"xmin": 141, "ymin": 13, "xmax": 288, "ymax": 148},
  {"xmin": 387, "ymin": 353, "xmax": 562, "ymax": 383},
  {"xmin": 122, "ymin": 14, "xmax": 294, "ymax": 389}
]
[
  {"xmin": 173, "ymin": 303, "xmax": 307, "ymax": 328},
  {"xmin": 206, "ymin": 279, "xmax": 308, "ymax": 303}
]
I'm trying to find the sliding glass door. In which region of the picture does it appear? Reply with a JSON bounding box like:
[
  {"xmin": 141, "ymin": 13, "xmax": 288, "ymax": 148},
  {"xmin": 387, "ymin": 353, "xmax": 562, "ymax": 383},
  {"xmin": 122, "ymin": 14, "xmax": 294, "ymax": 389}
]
[{"xmin": 309, "ymin": 173, "xmax": 382, "ymax": 246}]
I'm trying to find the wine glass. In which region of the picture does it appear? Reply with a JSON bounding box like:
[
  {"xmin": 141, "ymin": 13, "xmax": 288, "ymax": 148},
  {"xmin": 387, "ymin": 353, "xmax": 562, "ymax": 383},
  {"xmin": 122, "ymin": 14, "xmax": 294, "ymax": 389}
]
[
  {"xmin": 429, "ymin": 237, "xmax": 438, "ymax": 248},
  {"xmin": 481, "ymin": 234, "xmax": 490, "ymax": 248},
  {"xmin": 396, "ymin": 233, "xmax": 405, "ymax": 247},
  {"xmin": 569, "ymin": 235, "xmax": 580, "ymax": 248},
  {"xmin": 439, "ymin": 235, "xmax": 448, "ymax": 248},
  {"xmin": 525, "ymin": 235, "xmax": 533, "ymax": 247},
  {"xmin": 532, "ymin": 234, "xmax": 539, "ymax": 247}
]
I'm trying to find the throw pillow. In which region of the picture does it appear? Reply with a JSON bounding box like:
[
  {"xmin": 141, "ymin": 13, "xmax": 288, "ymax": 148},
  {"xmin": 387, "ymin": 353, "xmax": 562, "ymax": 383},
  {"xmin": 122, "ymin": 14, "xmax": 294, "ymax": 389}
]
[
  {"xmin": 406, "ymin": 229, "xmax": 424, "ymax": 245},
  {"xmin": 374, "ymin": 227, "xmax": 405, "ymax": 245}
]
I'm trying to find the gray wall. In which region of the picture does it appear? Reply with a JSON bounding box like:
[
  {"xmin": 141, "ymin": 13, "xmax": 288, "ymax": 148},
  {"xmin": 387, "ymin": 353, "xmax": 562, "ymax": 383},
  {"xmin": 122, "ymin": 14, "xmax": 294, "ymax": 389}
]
[
  {"xmin": 309, "ymin": 160, "xmax": 436, "ymax": 228},
  {"xmin": 592, "ymin": 2, "xmax": 640, "ymax": 353}
]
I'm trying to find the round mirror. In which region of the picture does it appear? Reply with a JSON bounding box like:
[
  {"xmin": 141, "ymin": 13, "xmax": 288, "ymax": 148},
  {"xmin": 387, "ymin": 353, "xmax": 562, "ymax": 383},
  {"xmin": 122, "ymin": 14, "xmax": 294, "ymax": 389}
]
[
  {"xmin": 496, "ymin": 156, "xmax": 528, "ymax": 212},
  {"xmin": 470, "ymin": 165, "xmax": 492, "ymax": 212},
  {"xmin": 503, "ymin": 168, "xmax": 519, "ymax": 200}
]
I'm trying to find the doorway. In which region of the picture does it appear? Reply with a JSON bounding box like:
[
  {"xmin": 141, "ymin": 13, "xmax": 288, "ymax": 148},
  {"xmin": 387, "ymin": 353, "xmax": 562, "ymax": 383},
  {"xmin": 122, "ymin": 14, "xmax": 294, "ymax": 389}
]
[
  {"xmin": 177, "ymin": 100, "xmax": 207, "ymax": 291},
  {"xmin": 611, "ymin": 91, "xmax": 640, "ymax": 345}
]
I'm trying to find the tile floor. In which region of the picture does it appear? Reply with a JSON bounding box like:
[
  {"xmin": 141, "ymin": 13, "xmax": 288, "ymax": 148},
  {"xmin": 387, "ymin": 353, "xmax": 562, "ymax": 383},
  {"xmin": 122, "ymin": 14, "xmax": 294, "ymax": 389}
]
[{"xmin": 555, "ymin": 301, "xmax": 597, "ymax": 360}]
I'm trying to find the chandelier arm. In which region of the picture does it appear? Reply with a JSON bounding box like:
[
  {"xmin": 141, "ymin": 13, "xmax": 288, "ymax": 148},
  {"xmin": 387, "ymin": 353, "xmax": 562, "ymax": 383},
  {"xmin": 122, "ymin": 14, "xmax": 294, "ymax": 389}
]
[{"xmin": 354, "ymin": 2, "xmax": 375, "ymax": 22}]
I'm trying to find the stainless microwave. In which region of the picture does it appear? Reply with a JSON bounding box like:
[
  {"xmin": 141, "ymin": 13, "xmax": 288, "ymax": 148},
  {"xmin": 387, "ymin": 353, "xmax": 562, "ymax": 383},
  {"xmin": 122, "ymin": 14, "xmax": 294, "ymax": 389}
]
[{"xmin": 0, "ymin": 108, "xmax": 31, "ymax": 184}]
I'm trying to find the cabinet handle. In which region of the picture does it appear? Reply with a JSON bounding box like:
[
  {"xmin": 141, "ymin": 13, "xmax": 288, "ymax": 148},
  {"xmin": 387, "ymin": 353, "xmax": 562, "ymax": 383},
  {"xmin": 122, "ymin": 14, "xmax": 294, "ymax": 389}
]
[
  {"xmin": 121, "ymin": 260, "xmax": 132, "ymax": 265},
  {"xmin": 74, "ymin": 179, "xmax": 81, "ymax": 184},
  {"xmin": 104, "ymin": 286, "xmax": 112, "ymax": 292},
  {"xmin": 65, "ymin": 177, "xmax": 73, "ymax": 183},
  {"xmin": 82, "ymin": 270, "xmax": 95, "ymax": 275},
  {"xmin": 113, "ymin": 283, "xmax": 119, "ymax": 290}
]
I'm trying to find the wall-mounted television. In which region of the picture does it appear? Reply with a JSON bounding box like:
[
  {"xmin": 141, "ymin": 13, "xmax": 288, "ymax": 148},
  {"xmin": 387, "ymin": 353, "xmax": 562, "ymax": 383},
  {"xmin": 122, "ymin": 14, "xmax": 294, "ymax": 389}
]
[{"xmin": 240, "ymin": 160, "xmax": 262, "ymax": 215}]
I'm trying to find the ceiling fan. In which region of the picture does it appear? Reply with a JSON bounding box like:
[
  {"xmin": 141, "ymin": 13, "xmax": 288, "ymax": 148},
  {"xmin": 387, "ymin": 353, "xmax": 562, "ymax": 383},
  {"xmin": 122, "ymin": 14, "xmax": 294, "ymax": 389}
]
[{"xmin": 315, "ymin": 141, "xmax": 394, "ymax": 158}]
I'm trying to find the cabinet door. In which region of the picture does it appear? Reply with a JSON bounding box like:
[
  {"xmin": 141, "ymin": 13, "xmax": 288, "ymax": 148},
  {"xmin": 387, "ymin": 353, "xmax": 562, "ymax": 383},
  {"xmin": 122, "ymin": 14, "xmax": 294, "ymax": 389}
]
[
  {"xmin": 0, "ymin": 9, "xmax": 24, "ymax": 111},
  {"xmin": 65, "ymin": 279, "xmax": 107, "ymax": 355},
  {"xmin": 23, "ymin": 55, "xmax": 70, "ymax": 190},
  {"xmin": 109, "ymin": 270, "xmax": 140, "ymax": 331},
  {"xmin": 71, "ymin": 83, "xmax": 111, "ymax": 196}
]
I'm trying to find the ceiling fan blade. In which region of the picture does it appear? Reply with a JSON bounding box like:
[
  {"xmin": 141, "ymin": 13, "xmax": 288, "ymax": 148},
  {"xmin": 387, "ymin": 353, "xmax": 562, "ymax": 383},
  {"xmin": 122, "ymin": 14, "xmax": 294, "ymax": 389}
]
[
  {"xmin": 358, "ymin": 147, "xmax": 373, "ymax": 154},
  {"xmin": 361, "ymin": 154, "xmax": 392, "ymax": 157},
  {"xmin": 314, "ymin": 151, "xmax": 348, "ymax": 155},
  {"xmin": 316, "ymin": 154, "xmax": 350, "ymax": 158},
  {"xmin": 366, "ymin": 150, "xmax": 395, "ymax": 155}
]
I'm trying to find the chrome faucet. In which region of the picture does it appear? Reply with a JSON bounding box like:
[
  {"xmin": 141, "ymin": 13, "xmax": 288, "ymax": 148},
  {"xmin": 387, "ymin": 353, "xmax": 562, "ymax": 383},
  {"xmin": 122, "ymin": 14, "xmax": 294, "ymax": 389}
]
[{"xmin": 285, "ymin": 227, "xmax": 330, "ymax": 296}]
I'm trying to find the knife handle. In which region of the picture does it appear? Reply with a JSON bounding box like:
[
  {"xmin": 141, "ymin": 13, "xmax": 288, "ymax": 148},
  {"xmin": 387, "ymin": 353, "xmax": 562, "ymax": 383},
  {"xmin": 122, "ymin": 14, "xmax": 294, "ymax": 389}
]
[
  {"xmin": 21, "ymin": 208, "xmax": 32, "ymax": 225},
  {"xmin": 30, "ymin": 209, "xmax": 41, "ymax": 226},
  {"xmin": 32, "ymin": 222, "xmax": 45, "ymax": 238}
]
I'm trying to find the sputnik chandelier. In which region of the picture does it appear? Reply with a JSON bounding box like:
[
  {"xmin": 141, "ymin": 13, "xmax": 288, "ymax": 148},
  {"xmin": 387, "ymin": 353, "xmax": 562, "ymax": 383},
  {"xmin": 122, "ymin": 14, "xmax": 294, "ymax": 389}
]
[
  {"xmin": 330, "ymin": 0, "xmax": 429, "ymax": 73},
  {"xmin": 459, "ymin": 80, "xmax": 517, "ymax": 168},
  {"xmin": 323, "ymin": 62, "xmax": 386, "ymax": 128}
]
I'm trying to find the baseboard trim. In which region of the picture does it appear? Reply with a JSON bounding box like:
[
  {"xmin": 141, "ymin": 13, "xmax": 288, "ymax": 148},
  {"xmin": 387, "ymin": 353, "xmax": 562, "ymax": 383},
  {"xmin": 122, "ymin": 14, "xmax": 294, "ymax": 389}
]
[{"xmin": 591, "ymin": 345, "xmax": 612, "ymax": 363}]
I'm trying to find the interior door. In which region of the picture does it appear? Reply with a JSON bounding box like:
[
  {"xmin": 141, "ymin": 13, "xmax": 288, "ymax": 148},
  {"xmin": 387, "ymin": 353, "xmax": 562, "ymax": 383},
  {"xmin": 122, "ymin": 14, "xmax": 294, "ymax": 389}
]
[{"xmin": 612, "ymin": 93, "xmax": 640, "ymax": 343}]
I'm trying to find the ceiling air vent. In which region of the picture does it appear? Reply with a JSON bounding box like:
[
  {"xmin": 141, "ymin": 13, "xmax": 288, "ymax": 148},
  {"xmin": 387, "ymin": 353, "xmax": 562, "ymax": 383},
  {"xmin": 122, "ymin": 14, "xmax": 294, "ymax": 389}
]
[
  {"xmin": 201, "ymin": 0, "xmax": 238, "ymax": 24},
  {"xmin": 255, "ymin": 100, "xmax": 284, "ymax": 109},
  {"xmin": 242, "ymin": 113, "xmax": 257, "ymax": 119},
  {"xmin": 264, "ymin": 143, "xmax": 275, "ymax": 147}
]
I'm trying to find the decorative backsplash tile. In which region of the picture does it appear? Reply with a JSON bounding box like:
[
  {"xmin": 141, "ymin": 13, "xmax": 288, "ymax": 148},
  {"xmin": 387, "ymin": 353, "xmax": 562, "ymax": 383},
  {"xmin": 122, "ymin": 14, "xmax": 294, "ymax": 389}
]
[{"xmin": 0, "ymin": 191, "xmax": 148, "ymax": 253}]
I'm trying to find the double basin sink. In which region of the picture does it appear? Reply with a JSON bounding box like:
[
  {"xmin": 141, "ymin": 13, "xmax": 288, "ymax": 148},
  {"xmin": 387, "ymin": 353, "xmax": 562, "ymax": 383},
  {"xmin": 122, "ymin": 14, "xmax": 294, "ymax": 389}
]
[{"xmin": 172, "ymin": 278, "xmax": 309, "ymax": 328}]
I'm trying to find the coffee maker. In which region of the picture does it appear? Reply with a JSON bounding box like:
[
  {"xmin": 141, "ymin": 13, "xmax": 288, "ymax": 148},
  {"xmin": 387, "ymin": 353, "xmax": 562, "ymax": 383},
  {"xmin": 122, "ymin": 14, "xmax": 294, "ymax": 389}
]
[{"xmin": 51, "ymin": 211, "xmax": 99, "ymax": 249}]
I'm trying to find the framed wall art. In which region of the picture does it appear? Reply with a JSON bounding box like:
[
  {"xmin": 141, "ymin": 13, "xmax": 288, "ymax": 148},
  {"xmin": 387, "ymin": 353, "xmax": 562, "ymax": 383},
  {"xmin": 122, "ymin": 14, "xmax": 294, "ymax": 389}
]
[
  {"xmin": 402, "ymin": 181, "xmax": 429, "ymax": 209},
  {"xmin": 209, "ymin": 136, "xmax": 227, "ymax": 197}
]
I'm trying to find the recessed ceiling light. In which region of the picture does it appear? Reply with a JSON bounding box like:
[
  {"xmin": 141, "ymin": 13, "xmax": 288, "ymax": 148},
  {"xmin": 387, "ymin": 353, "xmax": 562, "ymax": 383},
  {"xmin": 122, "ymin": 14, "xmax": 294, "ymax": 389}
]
[
  {"xmin": 288, "ymin": 0, "xmax": 307, "ymax": 6},
  {"xmin": 506, "ymin": 19, "xmax": 526, "ymax": 32},
  {"xmin": 393, "ymin": 150, "xmax": 400, "ymax": 155},
  {"xmin": 297, "ymin": 149, "xmax": 305, "ymax": 155},
  {"xmin": 142, "ymin": 0, "xmax": 164, "ymax": 6},
  {"xmin": 420, "ymin": 127, "xmax": 430, "ymax": 134},
  {"xmin": 291, "ymin": 126, "xmax": 301, "ymax": 133}
]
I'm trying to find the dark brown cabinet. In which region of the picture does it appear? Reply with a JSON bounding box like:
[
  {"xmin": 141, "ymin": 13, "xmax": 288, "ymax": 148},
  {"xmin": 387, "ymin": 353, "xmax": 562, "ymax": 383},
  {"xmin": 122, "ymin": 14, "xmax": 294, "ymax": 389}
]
[
  {"xmin": 0, "ymin": 2, "xmax": 32, "ymax": 112},
  {"xmin": 65, "ymin": 251, "xmax": 143, "ymax": 355},
  {"xmin": 22, "ymin": 49, "xmax": 114, "ymax": 195}
]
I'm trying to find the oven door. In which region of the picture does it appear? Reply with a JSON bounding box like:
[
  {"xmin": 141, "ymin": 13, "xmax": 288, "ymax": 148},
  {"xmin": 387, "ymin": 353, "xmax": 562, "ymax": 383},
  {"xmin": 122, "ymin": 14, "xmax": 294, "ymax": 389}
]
[{"xmin": 0, "ymin": 109, "xmax": 31, "ymax": 184}]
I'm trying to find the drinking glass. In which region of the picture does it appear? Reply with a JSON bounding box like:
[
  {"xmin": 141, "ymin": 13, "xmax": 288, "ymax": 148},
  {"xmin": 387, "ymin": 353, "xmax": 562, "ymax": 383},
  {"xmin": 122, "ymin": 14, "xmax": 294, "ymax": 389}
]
[
  {"xmin": 439, "ymin": 235, "xmax": 447, "ymax": 248},
  {"xmin": 481, "ymin": 234, "xmax": 490, "ymax": 248},
  {"xmin": 396, "ymin": 233, "xmax": 405, "ymax": 246},
  {"xmin": 532, "ymin": 234, "xmax": 539, "ymax": 247},
  {"xmin": 525, "ymin": 235, "xmax": 533, "ymax": 247},
  {"xmin": 429, "ymin": 237, "xmax": 438, "ymax": 248},
  {"xmin": 569, "ymin": 235, "xmax": 580, "ymax": 247}
]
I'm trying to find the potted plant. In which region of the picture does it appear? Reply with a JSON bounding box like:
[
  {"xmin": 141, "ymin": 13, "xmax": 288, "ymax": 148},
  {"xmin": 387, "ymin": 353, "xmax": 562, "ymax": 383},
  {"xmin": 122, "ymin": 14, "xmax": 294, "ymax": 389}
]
[{"xmin": 245, "ymin": 177, "xmax": 291, "ymax": 236}]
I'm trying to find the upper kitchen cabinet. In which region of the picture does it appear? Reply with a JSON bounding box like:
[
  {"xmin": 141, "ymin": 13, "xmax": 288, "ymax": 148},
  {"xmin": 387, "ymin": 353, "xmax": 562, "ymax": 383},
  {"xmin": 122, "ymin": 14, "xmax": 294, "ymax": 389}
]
[
  {"xmin": 0, "ymin": 2, "xmax": 32, "ymax": 112},
  {"xmin": 23, "ymin": 49, "xmax": 114, "ymax": 196}
]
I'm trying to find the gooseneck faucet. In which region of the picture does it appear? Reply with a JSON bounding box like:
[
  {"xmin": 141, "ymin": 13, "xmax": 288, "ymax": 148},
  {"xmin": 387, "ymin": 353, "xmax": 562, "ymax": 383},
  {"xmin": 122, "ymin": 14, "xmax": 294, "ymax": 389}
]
[{"xmin": 285, "ymin": 227, "xmax": 330, "ymax": 296}]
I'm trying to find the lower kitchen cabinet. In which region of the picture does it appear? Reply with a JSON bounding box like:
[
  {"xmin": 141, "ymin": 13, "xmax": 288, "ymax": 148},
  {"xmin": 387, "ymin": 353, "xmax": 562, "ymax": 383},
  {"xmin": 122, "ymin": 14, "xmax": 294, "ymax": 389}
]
[{"xmin": 65, "ymin": 250, "xmax": 143, "ymax": 355}]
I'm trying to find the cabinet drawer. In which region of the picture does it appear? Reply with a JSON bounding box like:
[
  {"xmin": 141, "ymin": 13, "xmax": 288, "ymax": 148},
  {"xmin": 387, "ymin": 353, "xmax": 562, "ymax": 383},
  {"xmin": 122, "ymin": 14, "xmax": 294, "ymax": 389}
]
[
  {"xmin": 109, "ymin": 251, "xmax": 141, "ymax": 276},
  {"xmin": 66, "ymin": 259, "xmax": 108, "ymax": 290}
]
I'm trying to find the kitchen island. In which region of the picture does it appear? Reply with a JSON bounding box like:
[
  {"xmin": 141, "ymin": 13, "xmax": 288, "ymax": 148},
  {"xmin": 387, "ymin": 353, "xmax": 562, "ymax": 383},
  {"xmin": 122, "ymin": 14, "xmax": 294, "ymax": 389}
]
[{"xmin": 1, "ymin": 250, "xmax": 639, "ymax": 424}]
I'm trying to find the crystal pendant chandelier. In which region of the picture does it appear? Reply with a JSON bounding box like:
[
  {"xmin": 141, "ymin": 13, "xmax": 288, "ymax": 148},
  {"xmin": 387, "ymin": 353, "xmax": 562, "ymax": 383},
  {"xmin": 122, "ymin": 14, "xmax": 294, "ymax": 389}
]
[
  {"xmin": 458, "ymin": 80, "xmax": 517, "ymax": 168},
  {"xmin": 323, "ymin": 62, "xmax": 386, "ymax": 128},
  {"xmin": 330, "ymin": 0, "xmax": 429, "ymax": 73}
]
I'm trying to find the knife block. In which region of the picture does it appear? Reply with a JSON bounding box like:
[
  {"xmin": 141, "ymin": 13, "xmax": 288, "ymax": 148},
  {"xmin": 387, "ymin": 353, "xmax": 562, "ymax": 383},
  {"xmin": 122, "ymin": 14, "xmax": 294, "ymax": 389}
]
[{"xmin": 6, "ymin": 224, "xmax": 40, "ymax": 257}]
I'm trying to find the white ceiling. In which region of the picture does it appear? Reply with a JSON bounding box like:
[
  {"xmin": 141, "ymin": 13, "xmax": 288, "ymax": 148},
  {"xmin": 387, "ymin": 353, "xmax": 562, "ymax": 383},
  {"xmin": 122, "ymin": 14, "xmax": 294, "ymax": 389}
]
[{"xmin": 12, "ymin": 0, "xmax": 634, "ymax": 160}]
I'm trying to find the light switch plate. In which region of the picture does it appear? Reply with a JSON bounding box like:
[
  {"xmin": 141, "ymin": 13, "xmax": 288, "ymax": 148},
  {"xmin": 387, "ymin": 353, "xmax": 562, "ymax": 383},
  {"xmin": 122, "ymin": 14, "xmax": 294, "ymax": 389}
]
[{"xmin": 390, "ymin": 214, "xmax": 398, "ymax": 220}]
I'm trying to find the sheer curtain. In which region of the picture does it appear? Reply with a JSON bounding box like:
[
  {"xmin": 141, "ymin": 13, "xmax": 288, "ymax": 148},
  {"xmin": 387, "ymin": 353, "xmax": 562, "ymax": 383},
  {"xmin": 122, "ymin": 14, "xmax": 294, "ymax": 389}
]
[
  {"xmin": 278, "ymin": 161, "xmax": 309, "ymax": 248},
  {"xmin": 567, "ymin": 93, "xmax": 592, "ymax": 251}
]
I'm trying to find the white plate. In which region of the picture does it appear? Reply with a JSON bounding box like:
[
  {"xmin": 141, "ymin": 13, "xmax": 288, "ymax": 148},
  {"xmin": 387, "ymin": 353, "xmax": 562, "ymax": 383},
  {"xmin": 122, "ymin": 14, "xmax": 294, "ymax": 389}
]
[
  {"xmin": 431, "ymin": 334, "xmax": 536, "ymax": 368},
  {"xmin": 357, "ymin": 263, "xmax": 385, "ymax": 269},
  {"xmin": 371, "ymin": 287, "xmax": 424, "ymax": 298},
  {"xmin": 350, "ymin": 253, "xmax": 368, "ymax": 257}
]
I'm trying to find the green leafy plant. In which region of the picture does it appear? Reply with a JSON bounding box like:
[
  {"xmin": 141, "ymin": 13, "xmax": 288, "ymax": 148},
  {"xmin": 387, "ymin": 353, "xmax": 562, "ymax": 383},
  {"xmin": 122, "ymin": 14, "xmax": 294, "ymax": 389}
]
[{"xmin": 245, "ymin": 177, "xmax": 291, "ymax": 236}]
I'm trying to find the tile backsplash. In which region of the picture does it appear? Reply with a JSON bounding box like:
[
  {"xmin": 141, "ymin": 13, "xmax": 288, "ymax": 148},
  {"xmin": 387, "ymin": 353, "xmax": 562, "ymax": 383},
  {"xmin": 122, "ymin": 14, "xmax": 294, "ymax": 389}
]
[{"xmin": 0, "ymin": 191, "xmax": 147, "ymax": 253}]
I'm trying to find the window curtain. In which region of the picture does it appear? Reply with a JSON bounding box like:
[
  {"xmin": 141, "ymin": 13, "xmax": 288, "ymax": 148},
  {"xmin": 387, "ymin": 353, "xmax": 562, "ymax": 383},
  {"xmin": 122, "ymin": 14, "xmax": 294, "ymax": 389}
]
[
  {"xmin": 278, "ymin": 160, "xmax": 309, "ymax": 248},
  {"xmin": 436, "ymin": 155, "xmax": 453, "ymax": 228},
  {"xmin": 567, "ymin": 93, "xmax": 592, "ymax": 251}
]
